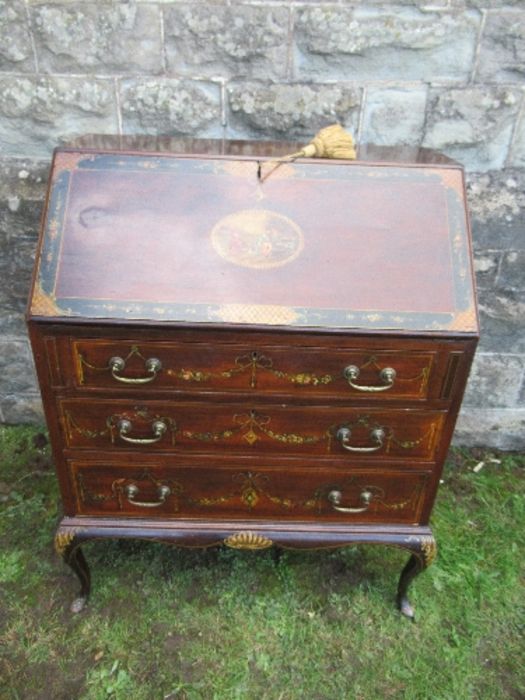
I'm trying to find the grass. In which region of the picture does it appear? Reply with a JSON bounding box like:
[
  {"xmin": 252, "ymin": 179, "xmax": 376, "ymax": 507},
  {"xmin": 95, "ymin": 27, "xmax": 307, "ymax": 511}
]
[{"xmin": 0, "ymin": 425, "xmax": 524, "ymax": 700}]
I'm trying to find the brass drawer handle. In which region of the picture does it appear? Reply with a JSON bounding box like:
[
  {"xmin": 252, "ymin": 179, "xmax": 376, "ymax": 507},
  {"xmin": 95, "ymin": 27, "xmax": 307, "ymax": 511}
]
[
  {"xmin": 344, "ymin": 365, "xmax": 396, "ymax": 392},
  {"xmin": 117, "ymin": 419, "xmax": 167, "ymax": 445},
  {"xmin": 336, "ymin": 426, "xmax": 385, "ymax": 453},
  {"xmin": 328, "ymin": 489, "xmax": 373, "ymax": 513},
  {"xmin": 125, "ymin": 483, "xmax": 171, "ymax": 508},
  {"xmin": 109, "ymin": 356, "xmax": 162, "ymax": 384}
]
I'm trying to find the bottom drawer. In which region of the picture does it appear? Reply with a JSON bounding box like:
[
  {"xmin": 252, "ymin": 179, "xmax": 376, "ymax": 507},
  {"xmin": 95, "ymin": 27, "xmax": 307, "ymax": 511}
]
[{"xmin": 70, "ymin": 459, "xmax": 430, "ymax": 524}]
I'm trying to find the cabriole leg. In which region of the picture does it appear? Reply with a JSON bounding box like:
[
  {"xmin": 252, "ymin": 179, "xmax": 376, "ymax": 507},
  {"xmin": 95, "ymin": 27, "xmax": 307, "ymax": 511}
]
[
  {"xmin": 55, "ymin": 528, "xmax": 91, "ymax": 613},
  {"xmin": 396, "ymin": 535, "xmax": 437, "ymax": 621}
]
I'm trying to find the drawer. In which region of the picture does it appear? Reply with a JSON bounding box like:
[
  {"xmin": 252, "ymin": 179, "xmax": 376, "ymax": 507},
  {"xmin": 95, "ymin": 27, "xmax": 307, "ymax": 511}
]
[
  {"xmin": 60, "ymin": 399, "xmax": 445, "ymax": 462},
  {"xmin": 70, "ymin": 339, "xmax": 437, "ymax": 401},
  {"xmin": 70, "ymin": 458, "xmax": 430, "ymax": 524}
]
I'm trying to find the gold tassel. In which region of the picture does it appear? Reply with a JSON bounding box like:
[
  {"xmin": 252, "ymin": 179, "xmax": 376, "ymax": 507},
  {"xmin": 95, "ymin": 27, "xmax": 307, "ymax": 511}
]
[{"xmin": 259, "ymin": 124, "xmax": 356, "ymax": 182}]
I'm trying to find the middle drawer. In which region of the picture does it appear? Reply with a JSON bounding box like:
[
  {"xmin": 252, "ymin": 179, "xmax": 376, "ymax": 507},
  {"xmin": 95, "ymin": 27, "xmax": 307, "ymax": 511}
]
[{"xmin": 60, "ymin": 399, "xmax": 445, "ymax": 462}]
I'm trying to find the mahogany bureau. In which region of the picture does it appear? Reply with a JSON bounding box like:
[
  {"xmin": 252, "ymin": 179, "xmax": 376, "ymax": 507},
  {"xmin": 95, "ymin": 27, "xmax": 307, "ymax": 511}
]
[{"xmin": 27, "ymin": 137, "xmax": 479, "ymax": 618}]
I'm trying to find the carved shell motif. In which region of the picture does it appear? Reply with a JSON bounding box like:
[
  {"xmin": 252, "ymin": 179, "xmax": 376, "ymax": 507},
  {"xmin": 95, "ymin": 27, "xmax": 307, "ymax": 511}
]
[
  {"xmin": 54, "ymin": 528, "xmax": 79, "ymax": 556},
  {"xmin": 223, "ymin": 531, "xmax": 273, "ymax": 550},
  {"xmin": 420, "ymin": 536, "xmax": 437, "ymax": 566}
]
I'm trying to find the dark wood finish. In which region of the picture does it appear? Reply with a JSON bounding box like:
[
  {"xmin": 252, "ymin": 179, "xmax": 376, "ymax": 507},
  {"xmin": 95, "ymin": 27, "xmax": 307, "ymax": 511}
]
[
  {"xmin": 60, "ymin": 398, "xmax": 445, "ymax": 461},
  {"xmin": 27, "ymin": 139, "xmax": 478, "ymax": 619},
  {"xmin": 29, "ymin": 149, "xmax": 476, "ymax": 333},
  {"xmin": 70, "ymin": 459, "xmax": 430, "ymax": 523},
  {"xmin": 70, "ymin": 337, "xmax": 438, "ymax": 400},
  {"xmin": 47, "ymin": 327, "xmax": 474, "ymax": 402},
  {"xmin": 55, "ymin": 516, "xmax": 437, "ymax": 617}
]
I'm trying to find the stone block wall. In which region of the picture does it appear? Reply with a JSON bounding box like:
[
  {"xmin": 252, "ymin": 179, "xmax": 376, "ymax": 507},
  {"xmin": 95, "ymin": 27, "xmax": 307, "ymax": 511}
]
[{"xmin": 0, "ymin": 0, "xmax": 524, "ymax": 449}]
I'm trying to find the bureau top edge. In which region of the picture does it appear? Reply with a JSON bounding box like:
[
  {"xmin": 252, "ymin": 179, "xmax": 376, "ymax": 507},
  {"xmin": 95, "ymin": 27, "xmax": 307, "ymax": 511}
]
[
  {"xmin": 62, "ymin": 137, "xmax": 463, "ymax": 168},
  {"xmin": 26, "ymin": 317, "xmax": 480, "ymax": 343}
]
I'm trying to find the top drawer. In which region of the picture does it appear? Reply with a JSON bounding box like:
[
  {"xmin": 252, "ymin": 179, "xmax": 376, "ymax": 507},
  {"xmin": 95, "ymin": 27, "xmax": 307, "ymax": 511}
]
[{"xmin": 69, "ymin": 338, "xmax": 441, "ymax": 401}]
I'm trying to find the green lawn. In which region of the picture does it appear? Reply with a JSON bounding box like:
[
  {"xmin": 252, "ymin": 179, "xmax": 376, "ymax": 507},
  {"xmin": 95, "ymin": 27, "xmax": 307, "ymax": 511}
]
[{"xmin": 0, "ymin": 425, "xmax": 524, "ymax": 700}]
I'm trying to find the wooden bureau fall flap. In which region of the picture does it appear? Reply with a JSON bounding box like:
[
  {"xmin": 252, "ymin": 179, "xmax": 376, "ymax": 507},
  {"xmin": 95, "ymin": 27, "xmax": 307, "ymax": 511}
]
[{"xmin": 27, "ymin": 137, "xmax": 479, "ymax": 619}]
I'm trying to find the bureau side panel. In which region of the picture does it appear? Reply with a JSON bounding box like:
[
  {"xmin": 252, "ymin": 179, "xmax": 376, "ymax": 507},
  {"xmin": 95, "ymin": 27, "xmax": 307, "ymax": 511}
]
[
  {"xmin": 417, "ymin": 337, "xmax": 478, "ymax": 523},
  {"xmin": 26, "ymin": 322, "xmax": 76, "ymax": 514}
]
